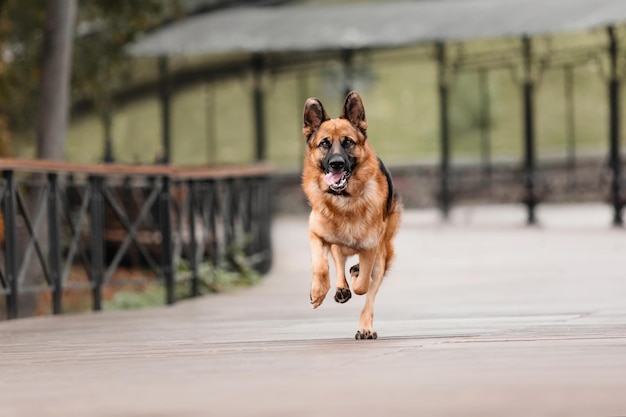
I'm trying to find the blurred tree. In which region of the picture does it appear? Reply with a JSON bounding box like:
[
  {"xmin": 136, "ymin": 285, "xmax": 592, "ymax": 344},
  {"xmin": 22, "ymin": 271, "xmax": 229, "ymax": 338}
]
[
  {"xmin": 37, "ymin": 0, "xmax": 77, "ymax": 161},
  {"xmin": 0, "ymin": 0, "xmax": 46, "ymax": 156},
  {"xmin": 72, "ymin": 0, "xmax": 166, "ymax": 162},
  {"xmin": 0, "ymin": 0, "xmax": 168, "ymax": 317},
  {"xmin": 0, "ymin": 0, "xmax": 167, "ymax": 160}
]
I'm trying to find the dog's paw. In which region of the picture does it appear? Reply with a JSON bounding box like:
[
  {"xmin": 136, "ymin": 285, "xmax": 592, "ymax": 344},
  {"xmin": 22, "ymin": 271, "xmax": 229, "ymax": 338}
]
[
  {"xmin": 349, "ymin": 264, "xmax": 360, "ymax": 277},
  {"xmin": 310, "ymin": 293, "xmax": 323, "ymax": 309},
  {"xmin": 355, "ymin": 329, "xmax": 378, "ymax": 340},
  {"xmin": 310, "ymin": 280, "xmax": 330, "ymax": 309},
  {"xmin": 334, "ymin": 287, "xmax": 352, "ymax": 304}
]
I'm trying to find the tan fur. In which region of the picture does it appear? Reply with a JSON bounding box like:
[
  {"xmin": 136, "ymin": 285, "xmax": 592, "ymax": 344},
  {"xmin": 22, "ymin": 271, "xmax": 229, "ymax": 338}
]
[{"xmin": 301, "ymin": 92, "xmax": 401, "ymax": 339}]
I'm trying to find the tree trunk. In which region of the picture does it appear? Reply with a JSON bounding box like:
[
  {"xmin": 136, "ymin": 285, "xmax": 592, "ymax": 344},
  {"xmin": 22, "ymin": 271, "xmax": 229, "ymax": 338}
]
[
  {"xmin": 19, "ymin": 0, "xmax": 76, "ymax": 318},
  {"xmin": 36, "ymin": 0, "xmax": 77, "ymax": 160}
]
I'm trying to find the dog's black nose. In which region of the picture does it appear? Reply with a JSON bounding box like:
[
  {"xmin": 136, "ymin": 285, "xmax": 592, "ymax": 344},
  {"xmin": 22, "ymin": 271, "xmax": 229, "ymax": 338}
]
[{"xmin": 329, "ymin": 156, "xmax": 345, "ymax": 171}]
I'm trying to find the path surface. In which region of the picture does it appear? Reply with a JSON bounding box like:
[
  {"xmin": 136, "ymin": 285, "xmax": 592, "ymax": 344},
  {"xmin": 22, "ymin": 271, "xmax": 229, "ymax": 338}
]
[{"xmin": 1, "ymin": 204, "xmax": 625, "ymax": 416}]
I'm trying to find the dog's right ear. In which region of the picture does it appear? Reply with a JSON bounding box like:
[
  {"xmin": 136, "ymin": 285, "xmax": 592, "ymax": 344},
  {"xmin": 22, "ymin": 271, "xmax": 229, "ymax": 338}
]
[{"xmin": 303, "ymin": 98, "xmax": 329, "ymax": 141}]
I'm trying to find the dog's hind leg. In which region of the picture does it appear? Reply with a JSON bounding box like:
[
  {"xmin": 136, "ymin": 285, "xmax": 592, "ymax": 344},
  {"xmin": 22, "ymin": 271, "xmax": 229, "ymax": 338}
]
[
  {"xmin": 349, "ymin": 263, "xmax": 359, "ymax": 279},
  {"xmin": 350, "ymin": 247, "xmax": 376, "ymax": 296},
  {"xmin": 330, "ymin": 244, "xmax": 351, "ymax": 304},
  {"xmin": 355, "ymin": 252, "xmax": 386, "ymax": 340}
]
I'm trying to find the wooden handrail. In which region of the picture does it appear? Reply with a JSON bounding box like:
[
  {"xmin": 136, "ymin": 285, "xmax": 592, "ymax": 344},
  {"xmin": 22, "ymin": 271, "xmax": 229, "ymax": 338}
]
[
  {"xmin": 174, "ymin": 164, "xmax": 274, "ymax": 180},
  {"xmin": 0, "ymin": 158, "xmax": 274, "ymax": 179}
]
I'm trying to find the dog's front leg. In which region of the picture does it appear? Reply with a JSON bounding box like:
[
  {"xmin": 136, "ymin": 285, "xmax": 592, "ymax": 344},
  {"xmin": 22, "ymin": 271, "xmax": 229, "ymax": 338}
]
[{"xmin": 309, "ymin": 231, "xmax": 330, "ymax": 309}]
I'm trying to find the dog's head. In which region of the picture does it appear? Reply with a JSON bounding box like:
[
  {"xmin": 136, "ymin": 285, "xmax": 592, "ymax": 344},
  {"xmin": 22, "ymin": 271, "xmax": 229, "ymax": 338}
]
[{"xmin": 302, "ymin": 91, "xmax": 369, "ymax": 194}]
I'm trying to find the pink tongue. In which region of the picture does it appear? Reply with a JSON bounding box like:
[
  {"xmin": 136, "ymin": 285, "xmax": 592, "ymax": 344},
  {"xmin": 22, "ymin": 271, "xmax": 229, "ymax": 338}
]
[{"xmin": 325, "ymin": 172, "xmax": 343, "ymax": 185}]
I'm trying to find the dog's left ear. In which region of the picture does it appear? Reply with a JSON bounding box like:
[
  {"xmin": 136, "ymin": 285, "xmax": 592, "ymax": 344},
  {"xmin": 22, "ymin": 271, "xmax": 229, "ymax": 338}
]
[{"xmin": 340, "ymin": 91, "xmax": 368, "ymax": 136}]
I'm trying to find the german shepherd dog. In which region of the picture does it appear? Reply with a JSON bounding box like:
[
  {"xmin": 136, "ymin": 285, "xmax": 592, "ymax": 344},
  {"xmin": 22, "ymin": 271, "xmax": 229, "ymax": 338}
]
[{"xmin": 302, "ymin": 91, "xmax": 401, "ymax": 340}]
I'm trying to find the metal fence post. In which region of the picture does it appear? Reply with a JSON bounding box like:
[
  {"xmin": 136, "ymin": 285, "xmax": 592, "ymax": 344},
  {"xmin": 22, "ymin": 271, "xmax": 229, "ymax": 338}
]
[
  {"xmin": 3, "ymin": 170, "xmax": 18, "ymax": 319},
  {"xmin": 187, "ymin": 180, "xmax": 199, "ymax": 297},
  {"xmin": 608, "ymin": 26, "xmax": 623, "ymax": 226},
  {"xmin": 206, "ymin": 180, "xmax": 219, "ymax": 267},
  {"xmin": 223, "ymin": 179, "xmax": 235, "ymax": 251},
  {"xmin": 563, "ymin": 64, "xmax": 576, "ymax": 175},
  {"xmin": 436, "ymin": 42, "xmax": 451, "ymax": 220},
  {"xmin": 242, "ymin": 178, "xmax": 254, "ymax": 257},
  {"xmin": 48, "ymin": 173, "xmax": 63, "ymax": 314},
  {"xmin": 522, "ymin": 36, "xmax": 538, "ymax": 225},
  {"xmin": 252, "ymin": 54, "xmax": 267, "ymax": 162},
  {"xmin": 160, "ymin": 176, "xmax": 175, "ymax": 305},
  {"xmin": 342, "ymin": 49, "xmax": 354, "ymax": 99},
  {"xmin": 256, "ymin": 176, "xmax": 273, "ymax": 275},
  {"xmin": 478, "ymin": 68, "xmax": 492, "ymax": 184},
  {"xmin": 89, "ymin": 176, "xmax": 104, "ymax": 311},
  {"xmin": 158, "ymin": 55, "xmax": 171, "ymax": 164}
]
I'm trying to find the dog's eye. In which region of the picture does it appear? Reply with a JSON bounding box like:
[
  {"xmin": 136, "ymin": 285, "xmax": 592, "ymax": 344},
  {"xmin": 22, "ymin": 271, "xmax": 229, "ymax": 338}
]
[
  {"xmin": 318, "ymin": 139, "xmax": 331, "ymax": 149},
  {"xmin": 343, "ymin": 137, "xmax": 355, "ymax": 148}
]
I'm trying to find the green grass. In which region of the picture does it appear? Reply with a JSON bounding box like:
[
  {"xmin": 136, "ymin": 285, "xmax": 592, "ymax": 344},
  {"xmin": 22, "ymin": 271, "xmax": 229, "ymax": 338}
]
[
  {"xmin": 103, "ymin": 238, "xmax": 262, "ymax": 311},
  {"xmin": 39, "ymin": 31, "xmax": 622, "ymax": 169},
  {"xmin": 102, "ymin": 265, "xmax": 260, "ymax": 311}
]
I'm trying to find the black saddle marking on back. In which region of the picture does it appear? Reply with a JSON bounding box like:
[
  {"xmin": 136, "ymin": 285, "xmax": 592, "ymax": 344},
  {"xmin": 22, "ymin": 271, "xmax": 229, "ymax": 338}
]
[{"xmin": 377, "ymin": 157, "xmax": 395, "ymax": 220}]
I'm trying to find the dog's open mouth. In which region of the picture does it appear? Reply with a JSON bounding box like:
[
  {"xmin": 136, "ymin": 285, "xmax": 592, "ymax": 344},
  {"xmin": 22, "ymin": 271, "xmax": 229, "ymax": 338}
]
[{"xmin": 325, "ymin": 171, "xmax": 350, "ymax": 192}]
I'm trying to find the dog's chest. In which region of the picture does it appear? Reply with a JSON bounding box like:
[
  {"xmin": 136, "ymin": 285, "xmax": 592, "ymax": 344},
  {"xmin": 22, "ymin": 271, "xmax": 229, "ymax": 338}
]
[{"xmin": 310, "ymin": 204, "xmax": 382, "ymax": 251}]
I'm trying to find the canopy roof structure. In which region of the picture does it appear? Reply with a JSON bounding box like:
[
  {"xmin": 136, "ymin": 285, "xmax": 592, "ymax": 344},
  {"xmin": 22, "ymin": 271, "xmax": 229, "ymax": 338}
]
[
  {"xmin": 126, "ymin": 0, "xmax": 626, "ymax": 226},
  {"xmin": 129, "ymin": 0, "xmax": 626, "ymax": 57}
]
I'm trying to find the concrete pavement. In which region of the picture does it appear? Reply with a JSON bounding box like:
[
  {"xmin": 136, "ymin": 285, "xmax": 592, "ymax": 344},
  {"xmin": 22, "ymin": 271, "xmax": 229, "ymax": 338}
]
[{"xmin": 1, "ymin": 203, "xmax": 625, "ymax": 416}]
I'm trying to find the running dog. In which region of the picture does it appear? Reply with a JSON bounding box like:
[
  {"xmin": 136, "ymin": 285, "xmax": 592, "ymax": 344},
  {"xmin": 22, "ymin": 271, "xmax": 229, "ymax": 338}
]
[{"xmin": 301, "ymin": 91, "xmax": 401, "ymax": 340}]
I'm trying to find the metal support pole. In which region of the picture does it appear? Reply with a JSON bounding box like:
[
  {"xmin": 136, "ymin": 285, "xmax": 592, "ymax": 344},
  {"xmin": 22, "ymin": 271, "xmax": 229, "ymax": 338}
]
[
  {"xmin": 564, "ymin": 65, "xmax": 576, "ymax": 173},
  {"xmin": 48, "ymin": 173, "xmax": 63, "ymax": 314},
  {"xmin": 256, "ymin": 177, "xmax": 273, "ymax": 275},
  {"xmin": 89, "ymin": 176, "xmax": 104, "ymax": 311},
  {"xmin": 158, "ymin": 55, "xmax": 171, "ymax": 164},
  {"xmin": 187, "ymin": 180, "xmax": 199, "ymax": 297},
  {"xmin": 608, "ymin": 26, "xmax": 623, "ymax": 226},
  {"xmin": 479, "ymin": 68, "xmax": 492, "ymax": 183},
  {"xmin": 242, "ymin": 179, "xmax": 254, "ymax": 257},
  {"xmin": 160, "ymin": 176, "xmax": 175, "ymax": 304},
  {"xmin": 298, "ymin": 71, "xmax": 309, "ymax": 170},
  {"xmin": 102, "ymin": 106, "xmax": 114, "ymax": 163},
  {"xmin": 3, "ymin": 170, "xmax": 18, "ymax": 319},
  {"xmin": 436, "ymin": 42, "xmax": 451, "ymax": 220},
  {"xmin": 252, "ymin": 54, "xmax": 266, "ymax": 162},
  {"xmin": 206, "ymin": 180, "xmax": 219, "ymax": 267},
  {"xmin": 204, "ymin": 83, "xmax": 216, "ymax": 164},
  {"xmin": 223, "ymin": 179, "xmax": 237, "ymax": 250},
  {"xmin": 522, "ymin": 36, "xmax": 538, "ymax": 225},
  {"xmin": 342, "ymin": 49, "xmax": 354, "ymax": 98}
]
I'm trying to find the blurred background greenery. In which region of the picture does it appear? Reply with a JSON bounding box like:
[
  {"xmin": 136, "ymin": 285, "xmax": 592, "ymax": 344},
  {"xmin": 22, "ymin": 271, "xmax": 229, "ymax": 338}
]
[{"xmin": 0, "ymin": 0, "xmax": 617, "ymax": 170}]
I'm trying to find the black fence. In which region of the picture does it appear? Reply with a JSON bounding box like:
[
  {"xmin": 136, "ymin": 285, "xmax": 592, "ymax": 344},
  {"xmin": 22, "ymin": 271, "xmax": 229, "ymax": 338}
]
[{"xmin": 0, "ymin": 159, "xmax": 273, "ymax": 320}]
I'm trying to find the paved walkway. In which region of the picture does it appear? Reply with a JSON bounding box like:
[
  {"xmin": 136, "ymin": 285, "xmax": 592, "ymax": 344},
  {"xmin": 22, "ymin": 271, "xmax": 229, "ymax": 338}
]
[{"xmin": 1, "ymin": 204, "xmax": 625, "ymax": 417}]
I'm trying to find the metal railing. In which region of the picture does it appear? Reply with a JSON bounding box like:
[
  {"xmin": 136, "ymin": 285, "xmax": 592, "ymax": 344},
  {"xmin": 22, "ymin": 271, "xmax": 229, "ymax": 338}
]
[{"xmin": 0, "ymin": 158, "xmax": 273, "ymax": 320}]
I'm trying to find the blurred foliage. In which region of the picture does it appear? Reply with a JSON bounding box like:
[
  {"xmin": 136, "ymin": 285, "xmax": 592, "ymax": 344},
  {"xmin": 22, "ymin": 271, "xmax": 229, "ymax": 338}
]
[
  {"xmin": 0, "ymin": 1, "xmax": 613, "ymax": 165},
  {"xmin": 103, "ymin": 284, "xmax": 166, "ymax": 310},
  {"xmin": 104, "ymin": 236, "xmax": 261, "ymax": 311},
  {"xmin": 0, "ymin": 0, "xmax": 44, "ymax": 151},
  {"xmin": 72, "ymin": 1, "xmax": 167, "ymax": 117},
  {"xmin": 0, "ymin": 0, "xmax": 173, "ymax": 156}
]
